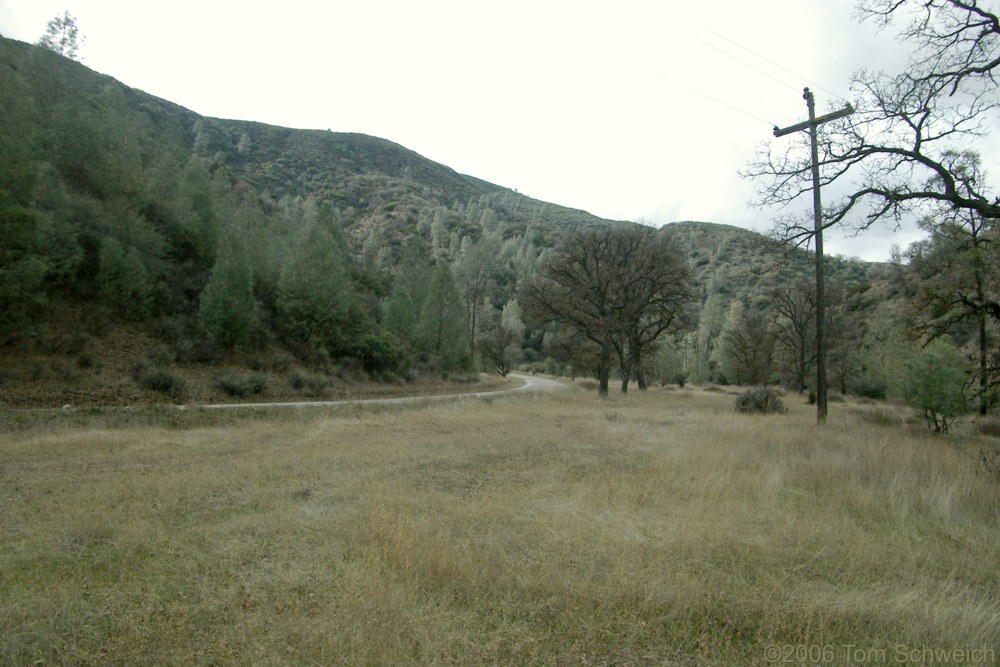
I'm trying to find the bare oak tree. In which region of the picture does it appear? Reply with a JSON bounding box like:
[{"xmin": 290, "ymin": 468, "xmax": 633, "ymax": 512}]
[
  {"xmin": 721, "ymin": 302, "xmax": 775, "ymax": 386},
  {"xmin": 767, "ymin": 277, "xmax": 816, "ymax": 393},
  {"xmin": 608, "ymin": 227, "xmax": 694, "ymax": 393},
  {"xmin": 746, "ymin": 1, "xmax": 1000, "ymax": 243},
  {"xmin": 522, "ymin": 225, "xmax": 692, "ymax": 397}
]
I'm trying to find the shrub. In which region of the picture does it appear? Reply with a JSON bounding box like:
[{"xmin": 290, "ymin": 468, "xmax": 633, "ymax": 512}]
[
  {"xmin": 976, "ymin": 418, "xmax": 1000, "ymax": 439},
  {"xmin": 50, "ymin": 361, "xmax": 80, "ymax": 382},
  {"xmin": 215, "ymin": 372, "xmax": 268, "ymax": 398},
  {"xmin": 76, "ymin": 349, "xmax": 98, "ymax": 369},
  {"xmin": 673, "ymin": 370, "xmax": 688, "ymax": 388},
  {"xmin": 848, "ymin": 374, "xmax": 888, "ymax": 400},
  {"xmin": 247, "ymin": 357, "xmax": 268, "ymax": 371},
  {"xmin": 901, "ymin": 339, "xmax": 968, "ymax": 433},
  {"xmin": 173, "ymin": 335, "xmax": 222, "ymax": 364},
  {"xmin": 267, "ymin": 354, "xmax": 296, "ymax": 373},
  {"xmin": 146, "ymin": 345, "xmax": 175, "ymax": 367},
  {"xmin": 132, "ymin": 361, "xmax": 186, "ymax": 399},
  {"xmin": 351, "ymin": 331, "xmax": 400, "ymax": 375},
  {"xmin": 446, "ymin": 372, "xmax": 480, "ymax": 384},
  {"xmin": 289, "ymin": 371, "xmax": 330, "ymax": 397},
  {"xmin": 734, "ymin": 387, "xmax": 787, "ymax": 415},
  {"xmin": 852, "ymin": 407, "xmax": 903, "ymax": 428}
]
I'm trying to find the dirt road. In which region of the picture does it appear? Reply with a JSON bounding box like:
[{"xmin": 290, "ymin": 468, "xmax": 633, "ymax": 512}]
[{"xmin": 199, "ymin": 373, "xmax": 565, "ymax": 410}]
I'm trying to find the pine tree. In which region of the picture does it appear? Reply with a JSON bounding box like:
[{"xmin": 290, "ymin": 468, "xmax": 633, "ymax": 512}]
[
  {"xmin": 198, "ymin": 234, "xmax": 257, "ymax": 349},
  {"xmin": 36, "ymin": 12, "xmax": 84, "ymax": 60},
  {"xmin": 0, "ymin": 200, "xmax": 50, "ymax": 339},
  {"xmin": 98, "ymin": 237, "xmax": 152, "ymax": 319},
  {"xmin": 384, "ymin": 239, "xmax": 433, "ymax": 342},
  {"xmin": 417, "ymin": 263, "xmax": 467, "ymax": 369},
  {"xmin": 275, "ymin": 220, "xmax": 351, "ymax": 350}
]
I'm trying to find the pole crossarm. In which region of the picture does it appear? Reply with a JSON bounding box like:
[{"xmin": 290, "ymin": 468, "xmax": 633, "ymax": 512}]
[{"xmin": 773, "ymin": 103, "xmax": 854, "ymax": 137}]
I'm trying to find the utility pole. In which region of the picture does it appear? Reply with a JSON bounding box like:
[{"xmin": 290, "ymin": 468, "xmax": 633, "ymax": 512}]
[{"xmin": 773, "ymin": 88, "xmax": 853, "ymax": 424}]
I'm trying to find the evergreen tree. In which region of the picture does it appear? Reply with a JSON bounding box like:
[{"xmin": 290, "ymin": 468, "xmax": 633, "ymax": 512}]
[
  {"xmin": 175, "ymin": 157, "xmax": 218, "ymax": 270},
  {"xmin": 384, "ymin": 283, "xmax": 417, "ymax": 342},
  {"xmin": 384, "ymin": 239, "xmax": 433, "ymax": 343},
  {"xmin": 477, "ymin": 298, "xmax": 525, "ymax": 376},
  {"xmin": 0, "ymin": 66, "xmax": 36, "ymax": 204},
  {"xmin": 417, "ymin": 263, "xmax": 467, "ymax": 369},
  {"xmin": 455, "ymin": 231, "xmax": 503, "ymax": 359},
  {"xmin": 198, "ymin": 233, "xmax": 257, "ymax": 349},
  {"xmin": 98, "ymin": 237, "xmax": 153, "ymax": 319},
  {"xmin": 0, "ymin": 200, "xmax": 50, "ymax": 339},
  {"xmin": 36, "ymin": 11, "xmax": 84, "ymax": 60},
  {"xmin": 275, "ymin": 220, "xmax": 351, "ymax": 350}
]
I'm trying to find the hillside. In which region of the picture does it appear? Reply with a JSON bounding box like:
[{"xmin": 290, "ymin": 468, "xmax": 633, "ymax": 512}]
[
  {"xmin": 0, "ymin": 36, "xmax": 621, "ymax": 406},
  {"xmin": 0, "ymin": 36, "xmax": 911, "ymax": 406}
]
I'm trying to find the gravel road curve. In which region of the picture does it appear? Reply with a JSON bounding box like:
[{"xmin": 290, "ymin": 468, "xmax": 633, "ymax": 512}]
[{"xmin": 199, "ymin": 373, "xmax": 565, "ymax": 410}]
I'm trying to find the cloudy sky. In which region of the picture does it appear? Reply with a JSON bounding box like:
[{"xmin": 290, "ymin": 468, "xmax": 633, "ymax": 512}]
[{"xmin": 0, "ymin": 0, "xmax": 934, "ymax": 260}]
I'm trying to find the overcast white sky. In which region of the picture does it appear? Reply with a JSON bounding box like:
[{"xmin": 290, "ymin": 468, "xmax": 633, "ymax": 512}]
[{"xmin": 0, "ymin": 0, "xmax": 940, "ymax": 260}]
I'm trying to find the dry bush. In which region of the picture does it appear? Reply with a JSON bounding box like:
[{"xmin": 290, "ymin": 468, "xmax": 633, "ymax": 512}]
[
  {"xmin": 734, "ymin": 387, "xmax": 787, "ymax": 414},
  {"xmin": 850, "ymin": 404, "xmax": 907, "ymax": 428},
  {"xmin": 130, "ymin": 360, "xmax": 186, "ymax": 399},
  {"xmin": 214, "ymin": 372, "xmax": 268, "ymax": 398},
  {"xmin": 289, "ymin": 370, "xmax": 331, "ymax": 396}
]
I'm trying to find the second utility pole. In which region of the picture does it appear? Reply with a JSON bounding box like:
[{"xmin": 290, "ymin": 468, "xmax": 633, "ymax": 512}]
[{"xmin": 773, "ymin": 88, "xmax": 853, "ymax": 424}]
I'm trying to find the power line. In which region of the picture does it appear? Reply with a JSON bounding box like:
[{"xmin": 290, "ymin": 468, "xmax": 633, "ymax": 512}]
[
  {"xmin": 639, "ymin": 0, "xmax": 851, "ymax": 105},
  {"xmin": 470, "ymin": 0, "xmax": 778, "ymax": 126},
  {"xmin": 621, "ymin": 0, "xmax": 806, "ymax": 98}
]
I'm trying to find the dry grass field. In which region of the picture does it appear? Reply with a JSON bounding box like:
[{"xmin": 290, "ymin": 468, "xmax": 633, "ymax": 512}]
[{"xmin": 2, "ymin": 384, "xmax": 999, "ymax": 665}]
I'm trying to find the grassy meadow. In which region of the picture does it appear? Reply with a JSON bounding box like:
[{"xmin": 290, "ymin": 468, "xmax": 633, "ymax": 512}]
[{"xmin": 2, "ymin": 384, "xmax": 999, "ymax": 665}]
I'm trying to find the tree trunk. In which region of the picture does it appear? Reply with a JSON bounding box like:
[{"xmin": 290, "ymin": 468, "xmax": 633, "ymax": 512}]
[
  {"xmin": 979, "ymin": 309, "xmax": 989, "ymax": 415},
  {"xmin": 616, "ymin": 339, "xmax": 630, "ymax": 394},
  {"xmin": 598, "ymin": 341, "xmax": 611, "ymax": 398},
  {"xmin": 629, "ymin": 340, "xmax": 647, "ymax": 390}
]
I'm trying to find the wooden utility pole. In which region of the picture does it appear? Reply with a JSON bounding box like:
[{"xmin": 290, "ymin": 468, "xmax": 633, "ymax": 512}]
[{"xmin": 773, "ymin": 88, "xmax": 853, "ymax": 424}]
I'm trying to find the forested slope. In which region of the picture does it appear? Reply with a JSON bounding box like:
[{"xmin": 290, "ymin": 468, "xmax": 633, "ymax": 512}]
[
  {"xmin": 0, "ymin": 36, "xmax": 614, "ymax": 404},
  {"xmin": 0, "ymin": 35, "xmax": 945, "ymax": 407}
]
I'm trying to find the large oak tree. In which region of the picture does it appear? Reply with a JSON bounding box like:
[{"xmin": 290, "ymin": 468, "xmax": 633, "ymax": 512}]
[{"xmin": 522, "ymin": 225, "xmax": 692, "ymax": 397}]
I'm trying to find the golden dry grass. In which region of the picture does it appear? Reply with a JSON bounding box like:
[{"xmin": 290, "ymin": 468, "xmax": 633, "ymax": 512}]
[{"xmin": 2, "ymin": 387, "xmax": 999, "ymax": 665}]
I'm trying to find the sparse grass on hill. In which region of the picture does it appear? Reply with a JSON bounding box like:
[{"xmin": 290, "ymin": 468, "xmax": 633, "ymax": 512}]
[{"xmin": 1, "ymin": 387, "xmax": 998, "ymax": 664}]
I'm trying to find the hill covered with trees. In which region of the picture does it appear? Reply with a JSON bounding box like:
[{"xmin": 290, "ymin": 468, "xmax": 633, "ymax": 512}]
[
  {"xmin": 0, "ymin": 32, "xmax": 992, "ymax": 415},
  {"xmin": 0, "ymin": 35, "xmax": 619, "ymax": 404}
]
